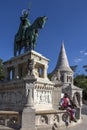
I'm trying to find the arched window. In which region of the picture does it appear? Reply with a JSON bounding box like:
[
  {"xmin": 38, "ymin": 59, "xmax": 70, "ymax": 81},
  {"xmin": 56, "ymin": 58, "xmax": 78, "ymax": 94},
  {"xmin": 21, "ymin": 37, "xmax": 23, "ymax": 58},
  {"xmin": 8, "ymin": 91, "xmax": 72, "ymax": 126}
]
[
  {"xmin": 61, "ymin": 74, "xmax": 64, "ymax": 82},
  {"xmin": 10, "ymin": 69, "xmax": 13, "ymax": 80},
  {"xmin": 7, "ymin": 67, "xmax": 15, "ymax": 80}
]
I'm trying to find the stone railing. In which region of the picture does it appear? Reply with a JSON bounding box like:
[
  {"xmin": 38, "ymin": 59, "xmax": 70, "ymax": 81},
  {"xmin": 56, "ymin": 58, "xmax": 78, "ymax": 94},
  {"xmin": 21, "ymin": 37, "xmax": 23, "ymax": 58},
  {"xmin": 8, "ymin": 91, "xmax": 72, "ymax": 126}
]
[
  {"xmin": 35, "ymin": 110, "xmax": 70, "ymax": 130},
  {"xmin": 0, "ymin": 111, "xmax": 20, "ymax": 129},
  {"xmin": 35, "ymin": 108, "xmax": 81, "ymax": 130}
]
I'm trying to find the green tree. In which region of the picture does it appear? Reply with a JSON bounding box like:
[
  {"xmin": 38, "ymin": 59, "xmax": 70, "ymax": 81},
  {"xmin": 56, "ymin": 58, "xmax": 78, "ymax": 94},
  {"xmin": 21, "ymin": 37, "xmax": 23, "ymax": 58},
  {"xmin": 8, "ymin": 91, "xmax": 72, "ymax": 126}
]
[
  {"xmin": 74, "ymin": 74, "xmax": 87, "ymax": 89},
  {"xmin": 0, "ymin": 59, "xmax": 5, "ymax": 81},
  {"xmin": 74, "ymin": 74, "xmax": 87, "ymax": 100}
]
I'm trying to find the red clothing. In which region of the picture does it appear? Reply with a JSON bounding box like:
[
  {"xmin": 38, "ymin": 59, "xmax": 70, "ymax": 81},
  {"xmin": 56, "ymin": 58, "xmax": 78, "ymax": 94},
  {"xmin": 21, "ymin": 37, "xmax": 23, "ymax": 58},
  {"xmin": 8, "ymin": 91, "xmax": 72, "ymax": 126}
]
[{"xmin": 61, "ymin": 97, "xmax": 70, "ymax": 109}]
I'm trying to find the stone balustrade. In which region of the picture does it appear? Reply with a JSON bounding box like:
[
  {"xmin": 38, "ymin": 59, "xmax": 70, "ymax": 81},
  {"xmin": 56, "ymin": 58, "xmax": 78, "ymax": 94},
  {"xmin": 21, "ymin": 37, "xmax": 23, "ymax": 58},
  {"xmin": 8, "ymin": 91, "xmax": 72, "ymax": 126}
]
[
  {"xmin": 35, "ymin": 110, "xmax": 69, "ymax": 130},
  {"xmin": 35, "ymin": 108, "xmax": 81, "ymax": 130},
  {"xmin": 0, "ymin": 111, "xmax": 20, "ymax": 129}
]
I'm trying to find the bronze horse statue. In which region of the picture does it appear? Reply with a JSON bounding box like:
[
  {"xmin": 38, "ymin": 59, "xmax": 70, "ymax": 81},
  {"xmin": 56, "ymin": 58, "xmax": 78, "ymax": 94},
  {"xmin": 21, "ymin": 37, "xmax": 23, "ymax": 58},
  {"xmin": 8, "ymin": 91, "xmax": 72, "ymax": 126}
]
[{"xmin": 14, "ymin": 16, "xmax": 47, "ymax": 56}]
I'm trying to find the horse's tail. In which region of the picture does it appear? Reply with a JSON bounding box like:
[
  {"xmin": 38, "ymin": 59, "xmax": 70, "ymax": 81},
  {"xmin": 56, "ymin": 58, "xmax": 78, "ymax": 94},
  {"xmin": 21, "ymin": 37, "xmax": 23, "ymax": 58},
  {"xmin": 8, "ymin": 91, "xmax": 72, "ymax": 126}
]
[{"xmin": 14, "ymin": 38, "xmax": 17, "ymax": 56}]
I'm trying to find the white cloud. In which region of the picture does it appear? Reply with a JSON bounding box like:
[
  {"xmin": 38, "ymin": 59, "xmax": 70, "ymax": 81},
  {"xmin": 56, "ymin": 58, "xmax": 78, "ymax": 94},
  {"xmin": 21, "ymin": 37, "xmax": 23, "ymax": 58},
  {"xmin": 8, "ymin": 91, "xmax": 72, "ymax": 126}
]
[
  {"xmin": 74, "ymin": 58, "xmax": 82, "ymax": 63},
  {"xmin": 84, "ymin": 52, "xmax": 87, "ymax": 55},
  {"xmin": 80, "ymin": 50, "xmax": 87, "ymax": 56},
  {"xmin": 74, "ymin": 50, "xmax": 87, "ymax": 64},
  {"xmin": 80, "ymin": 50, "xmax": 84, "ymax": 54}
]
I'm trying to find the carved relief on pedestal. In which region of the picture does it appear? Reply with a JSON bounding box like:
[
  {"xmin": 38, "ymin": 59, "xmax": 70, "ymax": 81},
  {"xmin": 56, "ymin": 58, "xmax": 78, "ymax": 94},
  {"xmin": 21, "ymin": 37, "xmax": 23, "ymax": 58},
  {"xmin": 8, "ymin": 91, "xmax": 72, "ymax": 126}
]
[
  {"xmin": 34, "ymin": 89, "xmax": 52, "ymax": 104},
  {"xmin": 26, "ymin": 83, "xmax": 34, "ymax": 107}
]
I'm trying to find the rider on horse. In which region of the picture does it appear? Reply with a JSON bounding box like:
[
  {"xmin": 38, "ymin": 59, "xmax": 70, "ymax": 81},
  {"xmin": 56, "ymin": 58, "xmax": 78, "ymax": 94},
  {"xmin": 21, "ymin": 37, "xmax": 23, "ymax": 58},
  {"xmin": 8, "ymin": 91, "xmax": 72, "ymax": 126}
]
[
  {"xmin": 14, "ymin": 8, "xmax": 47, "ymax": 56},
  {"xmin": 17, "ymin": 8, "xmax": 31, "ymax": 41}
]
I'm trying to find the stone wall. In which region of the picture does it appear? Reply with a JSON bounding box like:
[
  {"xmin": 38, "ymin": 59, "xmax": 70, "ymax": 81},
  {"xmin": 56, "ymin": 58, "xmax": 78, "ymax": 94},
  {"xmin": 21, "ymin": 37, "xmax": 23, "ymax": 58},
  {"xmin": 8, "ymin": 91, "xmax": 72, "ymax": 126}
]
[{"xmin": 0, "ymin": 80, "xmax": 26, "ymax": 111}]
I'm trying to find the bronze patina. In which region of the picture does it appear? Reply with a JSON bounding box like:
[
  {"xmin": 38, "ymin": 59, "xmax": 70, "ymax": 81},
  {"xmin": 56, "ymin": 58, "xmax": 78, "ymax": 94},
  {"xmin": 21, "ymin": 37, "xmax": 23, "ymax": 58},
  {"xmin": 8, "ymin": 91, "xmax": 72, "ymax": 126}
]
[{"xmin": 14, "ymin": 8, "xmax": 47, "ymax": 56}]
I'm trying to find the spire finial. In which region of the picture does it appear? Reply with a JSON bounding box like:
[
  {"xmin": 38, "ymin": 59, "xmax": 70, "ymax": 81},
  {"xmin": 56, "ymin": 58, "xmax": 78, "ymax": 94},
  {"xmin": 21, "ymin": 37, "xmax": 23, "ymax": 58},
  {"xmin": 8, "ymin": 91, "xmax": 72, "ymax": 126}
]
[
  {"xmin": 61, "ymin": 40, "xmax": 64, "ymax": 47},
  {"xmin": 62, "ymin": 40, "xmax": 64, "ymax": 44}
]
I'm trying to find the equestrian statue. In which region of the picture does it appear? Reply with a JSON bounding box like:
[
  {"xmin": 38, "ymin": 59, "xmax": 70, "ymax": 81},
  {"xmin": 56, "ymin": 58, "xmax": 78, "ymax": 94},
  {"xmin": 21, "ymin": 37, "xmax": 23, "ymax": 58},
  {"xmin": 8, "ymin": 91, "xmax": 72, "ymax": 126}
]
[{"xmin": 14, "ymin": 8, "xmax": 47, "ymax": 56}]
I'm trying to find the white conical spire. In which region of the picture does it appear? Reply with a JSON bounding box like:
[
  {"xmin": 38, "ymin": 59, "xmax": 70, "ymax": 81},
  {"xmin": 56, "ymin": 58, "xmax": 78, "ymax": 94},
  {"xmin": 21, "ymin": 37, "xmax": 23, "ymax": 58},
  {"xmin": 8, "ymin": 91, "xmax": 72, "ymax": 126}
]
[{"xmin": 55, "ymin": 41, "xmax": 72, "ymax": 72}]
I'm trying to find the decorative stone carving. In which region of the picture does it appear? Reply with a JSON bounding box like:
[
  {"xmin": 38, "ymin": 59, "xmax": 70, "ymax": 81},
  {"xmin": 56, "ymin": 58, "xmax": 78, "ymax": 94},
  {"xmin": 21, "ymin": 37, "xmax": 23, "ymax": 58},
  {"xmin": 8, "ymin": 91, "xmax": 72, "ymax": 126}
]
[
  {"xmin": 40, "ymin": 115, "xmax": 48, "ymax": 124},
  {"xmin": 26, "ymin": 83, "xmax": 34, "ymax": 107},
  {"xmin": 28, "ymin": 59, "xmax": 34, "ymax": 76},
  {"xmin": 0, "ymin": 117, "xmax": 5, "ymax": 125},
  {"xmin": 53, "ymin": 114, "xmax": 59, "ymax": 122},
  {"xmin": 62, "ymin": 113, "xmax": 69, "ymax": 122},
  {"xmin": 34, "ymin": 89, "xmax": 52, "ymax": 104},
  {"xmin": 51, "ymin": 70, "xmax": 60, "ymax": 82},
  {"xmin": 52, "ymin": 114, "xmax": 59, "ymax": 130}
]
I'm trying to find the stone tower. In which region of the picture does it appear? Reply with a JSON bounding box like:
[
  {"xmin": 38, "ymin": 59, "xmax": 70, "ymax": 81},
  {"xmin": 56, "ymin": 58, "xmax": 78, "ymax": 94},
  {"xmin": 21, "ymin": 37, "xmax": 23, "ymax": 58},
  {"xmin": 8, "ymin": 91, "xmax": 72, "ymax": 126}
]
[
  {"xmin": 51, "ymin": 42, "xmax": 82, "ymax": 108},
  {"xmin": 51, "ymin": 42, "xmax": 73, "ymax": 95}
]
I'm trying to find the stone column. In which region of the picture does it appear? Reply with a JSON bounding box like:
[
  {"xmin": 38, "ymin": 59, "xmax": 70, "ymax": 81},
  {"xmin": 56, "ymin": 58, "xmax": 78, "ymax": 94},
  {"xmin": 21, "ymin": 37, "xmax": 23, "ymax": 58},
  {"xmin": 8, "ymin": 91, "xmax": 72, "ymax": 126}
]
[
  {"xmin": 44, "ymin": 65, "xmax": 48, "ymax": 78},
  {"xmin": 14, "ymin": 64, "xmax": 19, "ymax": 79},
  {"xmin": 21, "ymin": 83, "xmax": 36, "ymax": 130},
  {"xmin": 64, "ymin": 73, "xmax": 67, "ymax": 83},
  {"xmin": 26, "ymin": 83, "xmax": 34, "ymax": 107}
]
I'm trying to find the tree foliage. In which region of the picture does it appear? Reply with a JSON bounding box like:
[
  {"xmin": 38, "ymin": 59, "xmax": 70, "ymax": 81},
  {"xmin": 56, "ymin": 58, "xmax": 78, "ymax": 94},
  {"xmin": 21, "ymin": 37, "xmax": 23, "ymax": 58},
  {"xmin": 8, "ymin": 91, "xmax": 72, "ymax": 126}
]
[
  {"xmin": 74, "ymin": 74, "xmax": 87, "ymax": 99},
  {"xmin": 74, "ymin": 74, "xmax": 87, "ymax": 89},
  {"xmin": 0, "ymin": 59, "xmax": 5, "ymax": 81}
]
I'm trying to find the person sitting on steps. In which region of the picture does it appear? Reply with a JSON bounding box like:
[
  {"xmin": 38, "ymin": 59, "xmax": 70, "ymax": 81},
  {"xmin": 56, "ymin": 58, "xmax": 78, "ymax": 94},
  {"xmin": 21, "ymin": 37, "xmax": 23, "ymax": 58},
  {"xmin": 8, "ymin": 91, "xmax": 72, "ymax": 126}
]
[{"xmin": 59, "ymin": 93, "xmax": 77, "ymax": 124}]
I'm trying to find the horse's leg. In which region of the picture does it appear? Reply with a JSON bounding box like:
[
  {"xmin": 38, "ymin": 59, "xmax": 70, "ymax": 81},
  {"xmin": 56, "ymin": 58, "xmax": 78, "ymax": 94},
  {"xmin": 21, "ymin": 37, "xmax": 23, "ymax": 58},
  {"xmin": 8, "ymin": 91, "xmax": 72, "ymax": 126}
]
[
  {"xmin": 25, "ymin": 41, "xmax": 29, "ymax": 52},
  {"xmin": 25, "ymin": 46, "xmax": 28, "ymax": 52},
  {"xmin": 18, "ymin": 45, "xmax": 21, "ymax": 55},
  {"xmin": 29, "ymin": 42, "xmax": 31, "ymax": 51},
  {"xmin": 33, "ymin": 43, "xmax": 34, "ymax": 50},
  {"xmin": 19, "ymin": 47, "xmax": 21, "ymax": 55},
  {"xmin": 28, "ymin": 41, "xmax": 33, "ymax": 50},
  {"xmin": 32, "ymin": 39, "xmax": 36, "ymax": 50},
  {"xmin": 26, "ymin": 41, "xmax": 30, "ymax": 51}
]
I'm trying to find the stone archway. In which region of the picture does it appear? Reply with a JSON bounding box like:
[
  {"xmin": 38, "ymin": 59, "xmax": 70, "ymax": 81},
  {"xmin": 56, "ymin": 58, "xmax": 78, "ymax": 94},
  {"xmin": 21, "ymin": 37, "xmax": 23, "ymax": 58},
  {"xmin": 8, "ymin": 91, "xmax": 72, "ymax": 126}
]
[{"xmin": 73, "ymin": 92, "xmax": 81, "ymax": 107}]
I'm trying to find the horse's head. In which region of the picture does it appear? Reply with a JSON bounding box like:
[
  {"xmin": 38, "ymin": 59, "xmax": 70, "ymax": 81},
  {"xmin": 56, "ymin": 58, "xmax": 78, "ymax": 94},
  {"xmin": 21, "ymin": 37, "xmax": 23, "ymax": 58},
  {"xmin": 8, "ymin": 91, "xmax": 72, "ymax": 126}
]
[{"xmin": 33, "ymin": 16, "xmax": 47, "ymax": 29}]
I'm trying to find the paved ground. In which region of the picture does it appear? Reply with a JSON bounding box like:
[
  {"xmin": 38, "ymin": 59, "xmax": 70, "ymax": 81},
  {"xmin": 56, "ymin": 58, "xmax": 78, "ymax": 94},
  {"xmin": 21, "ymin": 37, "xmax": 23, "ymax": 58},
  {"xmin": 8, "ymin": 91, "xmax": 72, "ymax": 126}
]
[{"xmin": 61, "ymin": 104, "xmax": 87, "ymax": 130}]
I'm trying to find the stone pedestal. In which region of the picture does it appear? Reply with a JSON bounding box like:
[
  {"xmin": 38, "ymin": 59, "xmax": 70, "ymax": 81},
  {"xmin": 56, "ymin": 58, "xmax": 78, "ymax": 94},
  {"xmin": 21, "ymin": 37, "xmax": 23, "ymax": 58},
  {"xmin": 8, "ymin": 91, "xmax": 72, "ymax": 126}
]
[
  {"xmin": 21, "ymin": 107, "xmax": 36, "ymax": 130},
  {"xmin": 21, "ymin": 81, "xmax": 36, "ymax": 130}
]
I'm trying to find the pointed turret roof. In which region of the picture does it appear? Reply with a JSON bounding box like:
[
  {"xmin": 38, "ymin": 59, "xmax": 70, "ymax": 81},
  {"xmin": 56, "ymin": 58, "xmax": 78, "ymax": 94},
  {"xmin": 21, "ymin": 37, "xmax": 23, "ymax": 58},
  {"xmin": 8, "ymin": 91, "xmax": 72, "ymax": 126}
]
[{"xmin": 55, "ymin": 42, "xmax": 73, "ymax": 72}]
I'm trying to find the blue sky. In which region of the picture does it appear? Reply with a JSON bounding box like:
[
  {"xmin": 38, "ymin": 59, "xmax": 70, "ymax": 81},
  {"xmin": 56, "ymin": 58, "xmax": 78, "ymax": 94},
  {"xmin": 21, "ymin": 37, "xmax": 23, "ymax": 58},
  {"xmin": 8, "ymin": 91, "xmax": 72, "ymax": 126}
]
[{"xmin": 0, "ymin": 0, "xmax": 87, "ymax": 74}]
